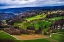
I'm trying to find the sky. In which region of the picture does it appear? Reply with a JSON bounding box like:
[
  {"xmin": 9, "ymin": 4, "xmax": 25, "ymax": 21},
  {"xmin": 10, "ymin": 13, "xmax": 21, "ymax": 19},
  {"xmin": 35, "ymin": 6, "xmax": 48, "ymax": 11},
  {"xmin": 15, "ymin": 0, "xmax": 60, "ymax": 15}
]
[{"xmin": 0, "ymin": 0, "xmax": 64, "ymax": 9}]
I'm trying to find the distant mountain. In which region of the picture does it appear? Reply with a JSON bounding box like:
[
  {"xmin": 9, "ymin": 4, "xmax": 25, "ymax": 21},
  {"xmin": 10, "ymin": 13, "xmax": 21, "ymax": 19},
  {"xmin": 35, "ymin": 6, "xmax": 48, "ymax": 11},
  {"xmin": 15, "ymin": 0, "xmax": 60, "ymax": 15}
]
[
  {"xmin": 0, "ymin": 6, "xmax": 64, "ymax": 14},
  {"xmin": 0, "ymin": 7, "xmax": 43, "ymax": 13},
  {"xmin": 0, "ymin": 13, "xmax": 16, "ymax": 20}
]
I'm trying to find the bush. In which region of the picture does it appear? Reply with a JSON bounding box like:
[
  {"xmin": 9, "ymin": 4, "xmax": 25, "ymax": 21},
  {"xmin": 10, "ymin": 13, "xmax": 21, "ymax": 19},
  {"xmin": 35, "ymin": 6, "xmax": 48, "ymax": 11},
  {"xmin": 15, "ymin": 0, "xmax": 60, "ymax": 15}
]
[{"xmin": 27, "ymin": 26, "xmax": 35, "ymax": 30}]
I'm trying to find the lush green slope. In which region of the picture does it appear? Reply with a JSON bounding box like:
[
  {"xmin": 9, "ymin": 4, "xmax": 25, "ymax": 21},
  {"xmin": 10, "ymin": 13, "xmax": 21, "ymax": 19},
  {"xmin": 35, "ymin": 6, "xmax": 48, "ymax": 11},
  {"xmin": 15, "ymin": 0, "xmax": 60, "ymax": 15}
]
[
  {"xmin": 51, "ymin": 34, "xmax": 64, "ymax": 42},
  {"xmin": 23, "ymin": 39, "xmax": 50, "ymax": 42},
  {"xmin": 25, "ymin": 14, "xmax": 46, "ymax": 21},
  {"xmin": 0, "ymin": 31, "xmax": 16, "ymax": 40}
]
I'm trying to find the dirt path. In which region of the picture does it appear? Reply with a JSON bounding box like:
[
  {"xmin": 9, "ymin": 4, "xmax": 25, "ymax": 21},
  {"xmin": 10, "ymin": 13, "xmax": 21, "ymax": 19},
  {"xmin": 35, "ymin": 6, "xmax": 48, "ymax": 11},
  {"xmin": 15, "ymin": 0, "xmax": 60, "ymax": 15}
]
[{"xmin": 13, "ymin": 34, "xmax": 49, "ymax": 40}]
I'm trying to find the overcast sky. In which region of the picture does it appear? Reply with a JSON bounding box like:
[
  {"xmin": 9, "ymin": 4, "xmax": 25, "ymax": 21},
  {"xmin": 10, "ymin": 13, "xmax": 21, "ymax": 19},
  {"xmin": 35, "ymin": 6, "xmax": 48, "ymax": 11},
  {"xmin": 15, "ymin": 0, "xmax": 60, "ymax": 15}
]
[{"xmin": 0, "ymin": 0, "xmax": 64, "ymax": 9}]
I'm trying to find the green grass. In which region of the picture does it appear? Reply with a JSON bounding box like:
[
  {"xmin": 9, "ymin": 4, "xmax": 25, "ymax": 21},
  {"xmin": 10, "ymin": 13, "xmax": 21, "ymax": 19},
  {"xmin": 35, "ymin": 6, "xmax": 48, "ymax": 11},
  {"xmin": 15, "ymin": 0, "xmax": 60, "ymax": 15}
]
[
  {"xmin": 0, "ymin": 31, "xmax": 16, "ymax": 40},
  {"xmin": 49, "ymin": 16, "xmax": 63, "ymax": 21},
  {"xmin": 0, "ymin": 31, "xmax": 23, "ymax": 42},
  {"xmin": 57, "ymin": 30, "xmax": 64, "ymax": 35},
  {"xmin": 23, "ymin": 39, "xmax": 50, "ymax": 42},
  {"xmin": 51, "ymin": 28, "xmax": 64, "ymax": 42},
  {"xmin": 57, "ymin": 30, "xmax": 64, "ymax": 32},
  {"xmin": 57, "ymin": 32, "xmax": 64, "ymax": 35},
  {"xmin": 25, "ymin": 15, "xmax": 46, "ymax": 21},
  {"xmin": 51, "ymin": 34, "xmax": 64, "ymax": 42},
  {"xmin": 14, "ymin": 40, "xmax": 23, "ymax": 42},
  {"xmin": 36, "ymin": 20, "xmax": 51, "ymax": 28}
]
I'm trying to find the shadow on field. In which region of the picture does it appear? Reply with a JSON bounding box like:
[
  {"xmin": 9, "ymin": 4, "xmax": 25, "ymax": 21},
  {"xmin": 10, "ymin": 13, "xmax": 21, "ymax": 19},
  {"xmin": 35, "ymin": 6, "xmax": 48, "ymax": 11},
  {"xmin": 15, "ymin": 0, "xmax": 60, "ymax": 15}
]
[{"xmin": 0, "ymin": 39, "xmax": 14, "ymax": 42}]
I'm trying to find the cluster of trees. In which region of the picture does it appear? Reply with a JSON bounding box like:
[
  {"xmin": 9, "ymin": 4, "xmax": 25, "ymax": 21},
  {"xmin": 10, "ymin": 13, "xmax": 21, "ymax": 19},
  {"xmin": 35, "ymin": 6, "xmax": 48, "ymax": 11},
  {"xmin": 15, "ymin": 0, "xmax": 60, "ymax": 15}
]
[
  {"xmin": 46, "ymin": 13, "xmax": 64, "ymax": 18},
  {"xmin": 4, "ymin": 26, "xmax": 21, "ymax": 35},
  {"xmin": 43, "ymin": 19, "xmax": 64, "ymax": 35},
  {"xmin": 51, "ymin": 19, "xmax": 64, "ymax": 30},
  {"xmin": 3, "ymin": 25, "xmax": 43, "ymax": 35},
  {"xmin": 0, "ymin": 20, "xmax": 9, "ymax": 28},
  {"xmin": 35, "ymin": 26, "xmax": 42, "ymax": 34},
  {"xmin": 43, "ymin": 27, "xmax": 57, "ymax": 35}
]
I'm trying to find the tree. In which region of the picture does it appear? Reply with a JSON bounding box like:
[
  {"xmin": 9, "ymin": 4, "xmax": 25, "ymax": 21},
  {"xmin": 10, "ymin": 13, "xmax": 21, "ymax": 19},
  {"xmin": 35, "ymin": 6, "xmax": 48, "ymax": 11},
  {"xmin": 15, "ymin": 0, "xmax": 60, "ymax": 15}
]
[
  {"xmin": 27, "ymin": 26, "xmax": 35, "ymax": 30},
  {"xmin": 34, "ymin": 26, "xmax": 42, "ymax": 34},
  {"xmin": 38, "ymin": 21, "xmax": 43, "ymax": 28}
]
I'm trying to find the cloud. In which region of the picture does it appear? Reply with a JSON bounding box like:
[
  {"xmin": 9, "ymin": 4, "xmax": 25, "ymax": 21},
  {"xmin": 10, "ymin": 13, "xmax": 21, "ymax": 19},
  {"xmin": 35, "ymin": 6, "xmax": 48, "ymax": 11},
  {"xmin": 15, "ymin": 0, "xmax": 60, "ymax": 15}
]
[
  {"xmin": 0, "ymin": 0, "xmax": 36, "ymax": 5},
  {"xmin": 0, "ymin": 0, "xmax": 64, "ymax": 9}
]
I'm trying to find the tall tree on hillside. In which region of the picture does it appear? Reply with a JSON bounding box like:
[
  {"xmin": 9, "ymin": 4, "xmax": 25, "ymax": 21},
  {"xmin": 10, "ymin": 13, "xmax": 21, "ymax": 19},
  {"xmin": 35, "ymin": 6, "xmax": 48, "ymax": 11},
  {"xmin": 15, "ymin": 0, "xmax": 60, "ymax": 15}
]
[{"xmin": 38, "ymin": 21, "xmax": 43, "ymax": 28}]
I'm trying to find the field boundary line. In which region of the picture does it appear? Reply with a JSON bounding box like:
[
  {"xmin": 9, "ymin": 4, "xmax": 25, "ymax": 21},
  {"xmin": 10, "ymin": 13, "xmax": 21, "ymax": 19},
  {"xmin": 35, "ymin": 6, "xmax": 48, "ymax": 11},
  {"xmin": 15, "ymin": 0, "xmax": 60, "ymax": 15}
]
[{"xmin": 3, "ymin": 31, "xmax": 21, "ymax": 40}]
